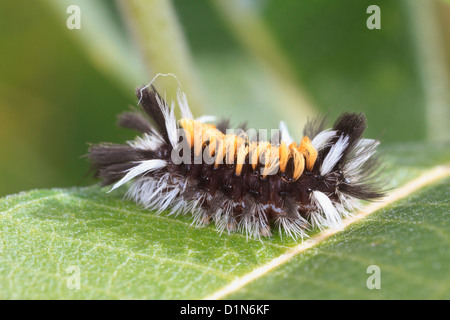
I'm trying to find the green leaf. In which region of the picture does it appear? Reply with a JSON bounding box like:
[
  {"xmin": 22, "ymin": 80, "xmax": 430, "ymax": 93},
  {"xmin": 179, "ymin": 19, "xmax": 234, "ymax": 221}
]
[
  {"xmin": 0, "ymin": 142, "xmax": 449, "ymax": 299},
  {"xmin": 227, "ymin": 176, "xmax": 450, "ymax": 299}
]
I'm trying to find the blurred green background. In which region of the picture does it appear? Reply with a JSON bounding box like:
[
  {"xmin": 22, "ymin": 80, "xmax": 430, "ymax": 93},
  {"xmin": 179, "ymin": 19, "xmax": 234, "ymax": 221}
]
[{"xmin": 0, "ymin": 0, "xmax": 449, "ymax": 196}]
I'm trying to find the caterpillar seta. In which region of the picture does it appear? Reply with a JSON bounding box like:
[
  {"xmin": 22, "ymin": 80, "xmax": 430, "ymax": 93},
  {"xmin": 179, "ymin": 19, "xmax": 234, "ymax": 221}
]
[{"xmin": 88, "ymin": 85, "xmax": 385, "ymax": 240}]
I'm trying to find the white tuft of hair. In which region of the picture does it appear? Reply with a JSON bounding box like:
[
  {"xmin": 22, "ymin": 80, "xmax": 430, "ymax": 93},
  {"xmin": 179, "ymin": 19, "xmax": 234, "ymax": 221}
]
[
  {"xmin": 311, "ymin": 129, "xmax": 337, "ymax": 151},
  {"xmin": 177, "ymin": 87, "xmax": 193, "ymax": 120},
  {"xmin": 311, "ymin": 190, "xmax": 343, "ymax": 229},
  {"xmin": 279, "ymin": 121, "xmax": 294, "ymax": 145},
  {"xmin": 320, "ymin": 135, "xmax": 349, "ymax": 176},
  {"xmin": 109, "ymin": 159, "xmax": 167, "ymax": 192}
]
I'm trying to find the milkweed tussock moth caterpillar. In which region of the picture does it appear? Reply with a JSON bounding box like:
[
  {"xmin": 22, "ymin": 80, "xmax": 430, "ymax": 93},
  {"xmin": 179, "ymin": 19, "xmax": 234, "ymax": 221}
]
[{"xmin": 88, "ymin": 85, "xmax": 385, "ymax": 240}]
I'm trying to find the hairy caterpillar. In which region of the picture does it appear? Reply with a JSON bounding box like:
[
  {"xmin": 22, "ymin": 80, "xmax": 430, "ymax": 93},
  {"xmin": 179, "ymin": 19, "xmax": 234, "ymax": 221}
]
[{"xmin": 88, "ymin": 85, "xmax": 385, "ymax": 239}]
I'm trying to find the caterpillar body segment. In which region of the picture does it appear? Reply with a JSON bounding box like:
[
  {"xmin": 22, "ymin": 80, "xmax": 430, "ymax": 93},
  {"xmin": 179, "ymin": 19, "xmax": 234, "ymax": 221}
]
[{"xmin": 88, "ymin": 86, "xmax": 384, "ymax": 239}]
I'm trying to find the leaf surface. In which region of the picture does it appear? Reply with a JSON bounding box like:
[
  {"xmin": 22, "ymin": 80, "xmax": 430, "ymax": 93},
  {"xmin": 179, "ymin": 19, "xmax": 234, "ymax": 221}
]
[{"xmin": 0, "ymin": 143, "xmax": 449, "ymax": 299}]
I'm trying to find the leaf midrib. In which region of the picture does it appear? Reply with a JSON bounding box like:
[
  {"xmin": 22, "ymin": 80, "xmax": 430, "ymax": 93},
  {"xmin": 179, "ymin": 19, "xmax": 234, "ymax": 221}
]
[{"xmin": 204, "ymin": 164, "xmax": 450, "ymax": 300}]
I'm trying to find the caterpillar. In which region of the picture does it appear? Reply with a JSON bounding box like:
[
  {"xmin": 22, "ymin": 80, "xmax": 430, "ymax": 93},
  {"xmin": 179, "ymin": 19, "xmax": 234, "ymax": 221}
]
[{"xmin": 88, "ymin": 85, "xmax": 385, "ymax": 239}]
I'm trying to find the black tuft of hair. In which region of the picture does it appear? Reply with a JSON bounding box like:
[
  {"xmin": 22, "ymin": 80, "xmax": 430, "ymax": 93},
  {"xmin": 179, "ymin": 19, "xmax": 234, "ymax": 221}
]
[
  {"xmin": 117, "ymin": 111, "xmax": 152, "ymax": 134},
  {"xmin": 332, "ymin": 112, "xmax": 367, "ymax": 162},
  {"xmin": 88, "ymin": 143, "xmax": 156, "ymax": 185},
  {"xmin": 303, "ymin": 115, "xmax": 328, "ymax": 139},
  {"xmin": 215, "ymin": 119, "xmax": 231, "ymax": 134},
  {"xmin": 136, "ymin": 86, "xmax": 171, "ymax": 145}
]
